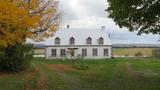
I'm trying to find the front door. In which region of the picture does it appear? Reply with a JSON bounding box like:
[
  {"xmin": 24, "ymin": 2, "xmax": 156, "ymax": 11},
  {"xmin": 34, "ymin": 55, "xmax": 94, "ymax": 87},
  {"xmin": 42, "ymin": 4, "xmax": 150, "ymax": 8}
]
[
  {"xmin": 70, "ymin": 49, "xmax": 75, "ymax": 57},
  {"xmin": 67, "ymin": 48, "xmax": 78, "ymax": 58}
]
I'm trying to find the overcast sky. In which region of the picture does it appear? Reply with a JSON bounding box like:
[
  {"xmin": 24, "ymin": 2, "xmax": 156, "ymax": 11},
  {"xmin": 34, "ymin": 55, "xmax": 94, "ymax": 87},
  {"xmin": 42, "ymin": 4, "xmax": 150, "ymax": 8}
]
[
  {"xmin": 59, "ymin": 0, "xmax": 121, "ymax": 31},
  {"xmin": 58, "ymin": 0, "xmax": 160, "ymax": 44}
]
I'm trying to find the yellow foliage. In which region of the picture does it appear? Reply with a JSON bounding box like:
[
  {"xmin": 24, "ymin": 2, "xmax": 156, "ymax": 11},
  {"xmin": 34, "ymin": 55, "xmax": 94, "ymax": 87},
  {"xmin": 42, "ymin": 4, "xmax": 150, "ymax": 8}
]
[{"xmin": 0, "ymin": 0, "xmax": 60, "ymax": 48}]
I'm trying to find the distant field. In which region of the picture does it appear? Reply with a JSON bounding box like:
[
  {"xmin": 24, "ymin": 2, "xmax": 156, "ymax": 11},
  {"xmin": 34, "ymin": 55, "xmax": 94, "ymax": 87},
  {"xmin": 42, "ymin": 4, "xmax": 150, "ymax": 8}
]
[
  {"xmin": 0, "ymin": 58, "xmax": 160, "ymax": 90},
  {"xmin": 113, "ymin": 48, "xmax": 154, "ymax": 57},
  {"xmin": 34, "ymin": 49, "xmax": 45, "ymax": 55}
]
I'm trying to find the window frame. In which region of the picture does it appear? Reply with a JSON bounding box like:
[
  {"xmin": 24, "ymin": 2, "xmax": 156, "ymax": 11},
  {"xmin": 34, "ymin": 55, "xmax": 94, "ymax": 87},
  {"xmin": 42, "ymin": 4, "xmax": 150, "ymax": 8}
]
[
  {"xmin": 104, "ymin": 48, "xmax": 109, "ymax": 56},
  {"xmin": 82, "ymin": 48, "xmax": 87, "ymax": 57},
  {"xmin": 93, "ymin": 48, "xmax": 98, "ymax": 56},
  {"xmin": 60, "ymin": 49, "xmax": 66, "ymax": 57},
  {"xmin": 86, "ymin": 37, "xmax": 92, "ymax": 45},
  {"xmin": 51, "ymin": 49, "xmax": 57, "ymax": 57},
  {"xmin": 99, "ymin": 37, "xmax": 104, "ymax": 45},
  {"xmin": 55, "ymin": 37, "xmax": 60, "ymax": 45},
  {"xmin": 69, "ymin": 37, "xmax": 75, "ymax": 45}
]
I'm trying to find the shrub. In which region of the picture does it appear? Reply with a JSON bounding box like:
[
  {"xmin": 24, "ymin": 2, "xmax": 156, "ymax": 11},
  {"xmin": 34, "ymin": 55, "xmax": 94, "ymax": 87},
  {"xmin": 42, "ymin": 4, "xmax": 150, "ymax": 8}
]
[
  {"xmin": 72, "ymin": 54, "xmax": 88, "ymax": 70},
  {"xmin": 0, "ymin": 44, "xmax": 33, "ymax": 72},
  {"xmin": 135, "ymin": 52, "xmax": 143, "ymax": 57}
]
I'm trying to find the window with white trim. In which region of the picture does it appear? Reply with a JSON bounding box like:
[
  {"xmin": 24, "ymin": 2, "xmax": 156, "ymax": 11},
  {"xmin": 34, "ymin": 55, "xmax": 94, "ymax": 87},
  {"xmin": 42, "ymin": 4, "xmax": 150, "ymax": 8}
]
[
  {"xmin": 99, "ymin": 37, "xmax": 104, "ymax": 45},
  {"xmin": 51, "ymin": 49, "xmax": 56, "ymax": 57},
  {"xmin": 104, "ymin": 48, "xmax": 108, "ymax": 56},
  {"xmin": 70, "ymin": 37, "xmax": 75, "ymax": 45},
  {"xmin": 60, "ymin": 49, "xmax": 66, "ymax": 57},
  {"xmin": 86, "ymin": 37, "xmax": 92, "ymax": 45},
  {"xmin": 82, "ymin": 49, "xmax": 87, "ymax": 57},
  {"xmin": 55, "ymin": 37, "xmax": 60, "ymax": 45},
  {"xmin": 93, "ymin": 48, "xmax": 98, "ymax": 56}
]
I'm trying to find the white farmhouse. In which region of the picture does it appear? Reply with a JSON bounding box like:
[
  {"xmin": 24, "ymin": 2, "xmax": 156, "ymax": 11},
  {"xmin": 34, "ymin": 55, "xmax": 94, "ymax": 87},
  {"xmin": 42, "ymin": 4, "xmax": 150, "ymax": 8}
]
[{"xmin": 45, "ymin": 26, "xmax": 112, "ymax": 59}]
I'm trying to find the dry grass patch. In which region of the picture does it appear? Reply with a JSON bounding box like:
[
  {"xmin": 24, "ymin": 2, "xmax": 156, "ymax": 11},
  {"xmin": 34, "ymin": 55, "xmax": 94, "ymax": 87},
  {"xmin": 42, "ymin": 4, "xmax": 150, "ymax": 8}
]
[
  {"xmin": 0, "ymin": 72, "xmax": 14, "ymax": 79},
  {"xmin": 46, "ymin": 64, "xmax": 74, "ymax": 73}
]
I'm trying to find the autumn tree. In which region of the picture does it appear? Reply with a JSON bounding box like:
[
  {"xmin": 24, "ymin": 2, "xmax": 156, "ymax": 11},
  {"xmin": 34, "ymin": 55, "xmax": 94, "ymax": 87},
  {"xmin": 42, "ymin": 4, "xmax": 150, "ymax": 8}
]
[
  {"xmin": 107, "ymin": 0, "xmax": 160, "ymax": 35},
  {"xmin": 0, "ymin": 0, "xmax": 60, "ymax": 71},
  {"xmin": 0, "ymin": 0, "xmax": 60, "ymax": 48}
]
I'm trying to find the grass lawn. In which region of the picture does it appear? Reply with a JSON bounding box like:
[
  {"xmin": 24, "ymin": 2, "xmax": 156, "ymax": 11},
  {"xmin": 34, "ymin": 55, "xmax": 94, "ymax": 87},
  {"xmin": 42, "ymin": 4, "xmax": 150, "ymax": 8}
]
[{"xmin": 0, "ymin": 58, "xmax": 160, "ymax": 90}]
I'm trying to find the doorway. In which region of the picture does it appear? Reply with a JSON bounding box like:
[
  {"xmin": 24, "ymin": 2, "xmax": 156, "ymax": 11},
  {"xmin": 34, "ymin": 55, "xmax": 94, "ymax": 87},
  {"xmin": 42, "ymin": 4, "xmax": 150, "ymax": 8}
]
[{"xmin": 67, "ymin": 48, "xmax": 78, "ymax": 58}]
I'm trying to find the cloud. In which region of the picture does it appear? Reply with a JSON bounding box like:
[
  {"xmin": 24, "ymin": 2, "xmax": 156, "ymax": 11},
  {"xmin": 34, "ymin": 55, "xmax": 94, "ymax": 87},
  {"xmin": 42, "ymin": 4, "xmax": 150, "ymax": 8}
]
[
  {"xmin": 59, "ymin": 0, "xmax": 80, "ymax": 22},
  {"xmin": 58, "ymin": 0, "xmax": 160, "ymax": 43},
  {"xmin": 59, "ymin": 0, "xmax": 112, "ymax": 28},
  {"xmin": 78, "ymin": 0, "xmax": 108, "ymax": 17}
]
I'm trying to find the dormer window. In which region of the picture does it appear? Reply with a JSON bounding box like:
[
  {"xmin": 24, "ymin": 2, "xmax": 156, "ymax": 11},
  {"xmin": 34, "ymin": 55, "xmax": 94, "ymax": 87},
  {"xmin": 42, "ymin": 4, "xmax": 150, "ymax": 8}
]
[
  {"xmin": 70, "ymin": 37, "xmax": 75, "ymax": 45},
  {"xmin": 86, "ymin": 37, "xmax": 92, "ymax": 45},
  {"xmin": 55, "ymin": 37, "xmax": 60, "ymax": 45},
  {"xmin": 99, "ymin": 37, "xmax": 104, "ymax": 45}
]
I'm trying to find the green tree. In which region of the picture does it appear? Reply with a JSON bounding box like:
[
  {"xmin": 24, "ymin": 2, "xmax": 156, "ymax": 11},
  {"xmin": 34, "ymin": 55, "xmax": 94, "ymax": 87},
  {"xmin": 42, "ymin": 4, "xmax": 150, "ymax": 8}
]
[
  {"xmin": 0, "ymin": 44, "xmax": 33, "ymax": 72},
  {"xmin": 107, "ymin": 0, "xmax": 160, "ymax": 35}
]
